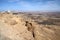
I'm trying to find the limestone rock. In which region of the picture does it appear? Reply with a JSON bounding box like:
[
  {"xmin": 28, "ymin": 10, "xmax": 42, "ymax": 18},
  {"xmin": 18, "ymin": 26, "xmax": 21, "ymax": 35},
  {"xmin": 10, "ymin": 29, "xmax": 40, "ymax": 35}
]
[{"xmin": 0, "ymin": 14, "xmax": 34, "ymax": 40}]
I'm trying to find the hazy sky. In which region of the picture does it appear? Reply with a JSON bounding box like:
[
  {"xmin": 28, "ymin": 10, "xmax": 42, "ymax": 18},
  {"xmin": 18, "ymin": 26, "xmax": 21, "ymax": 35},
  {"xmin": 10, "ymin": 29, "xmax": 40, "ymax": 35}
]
[{"xmin": 0, "ymin": 0, "xmax": 60, "ymax": 11}]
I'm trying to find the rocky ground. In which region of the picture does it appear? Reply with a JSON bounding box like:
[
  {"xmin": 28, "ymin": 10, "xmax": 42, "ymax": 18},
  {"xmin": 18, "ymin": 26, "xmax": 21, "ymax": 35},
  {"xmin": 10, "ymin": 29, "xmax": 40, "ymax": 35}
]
[{"xmin": 0, "ymin": 12, "xmax": 60, "ymax": 40}]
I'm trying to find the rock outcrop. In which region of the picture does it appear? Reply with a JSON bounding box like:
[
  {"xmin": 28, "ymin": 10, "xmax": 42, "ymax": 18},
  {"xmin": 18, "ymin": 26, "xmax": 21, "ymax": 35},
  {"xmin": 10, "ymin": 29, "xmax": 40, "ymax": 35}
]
[
  {"xmin": 0, "ymin": 13, "xmax": 34, "ymax": 40},
  {"xmin": 0, "ymin": 13, "xmax": 60, "ymax": 40}
]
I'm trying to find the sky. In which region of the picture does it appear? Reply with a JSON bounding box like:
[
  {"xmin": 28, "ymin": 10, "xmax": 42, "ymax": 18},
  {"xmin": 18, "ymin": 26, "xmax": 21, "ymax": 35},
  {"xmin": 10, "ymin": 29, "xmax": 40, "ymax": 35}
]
[{"xmin": 0, "ymin": 0, "xmax": 60, "ymax": 11}]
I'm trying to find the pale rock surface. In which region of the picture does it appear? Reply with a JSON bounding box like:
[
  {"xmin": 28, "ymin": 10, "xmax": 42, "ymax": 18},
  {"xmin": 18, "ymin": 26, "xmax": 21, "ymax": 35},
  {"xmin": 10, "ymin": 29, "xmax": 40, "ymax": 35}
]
[
  {"xmin": 0, "ymin": 14, "xmax": 34, "ymax": 40},
  {"xmin": 0, "ymin": 13, "xmax": 60, "ymax": 40}
]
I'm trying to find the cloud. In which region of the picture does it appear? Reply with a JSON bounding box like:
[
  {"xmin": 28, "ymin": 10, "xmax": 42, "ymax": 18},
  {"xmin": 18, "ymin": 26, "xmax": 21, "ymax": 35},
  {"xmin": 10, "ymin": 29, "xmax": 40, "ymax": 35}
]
[
  {"xmin": 11, "ymin": 0, "xmax": 59, "ymax": 11},
  {"xmin": 7, "ymin": 0, "xmax": 20, "ymax": 2},
  {"xmin": 19, "ymin": 1, "xmax": 31, "ymax": 7},
  {"xmin": 0, "ymin": 0, "xmax": 60, "ymax": 11}
]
